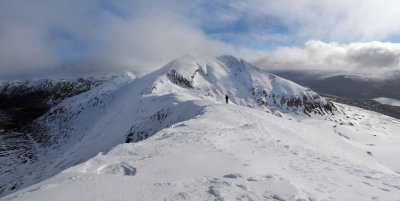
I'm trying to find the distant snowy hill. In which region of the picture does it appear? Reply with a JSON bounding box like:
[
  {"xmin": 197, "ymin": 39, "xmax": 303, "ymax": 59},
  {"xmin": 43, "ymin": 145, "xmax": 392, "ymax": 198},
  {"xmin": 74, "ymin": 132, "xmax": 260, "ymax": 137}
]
[
  {"xmin": 269, "ymin": 70, "xmax": 400, "ymax": 120},
  {"xmin": 1, "ymin": 56, "xmax": 400, "ymax": 200},
  {"xmin": 374, "ymin": 97, "xmax": 400, "ymax": 107},
  {"xmin": 271, "ymin": 70, "xmax": 400, "ymax": 100}
]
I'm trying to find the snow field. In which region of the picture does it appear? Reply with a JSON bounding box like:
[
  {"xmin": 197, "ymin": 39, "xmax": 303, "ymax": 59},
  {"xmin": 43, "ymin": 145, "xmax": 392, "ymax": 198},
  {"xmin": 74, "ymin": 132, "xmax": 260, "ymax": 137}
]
[{"xmin": 3, "ymin": 103, "xmax": 400, "ymax": 201}]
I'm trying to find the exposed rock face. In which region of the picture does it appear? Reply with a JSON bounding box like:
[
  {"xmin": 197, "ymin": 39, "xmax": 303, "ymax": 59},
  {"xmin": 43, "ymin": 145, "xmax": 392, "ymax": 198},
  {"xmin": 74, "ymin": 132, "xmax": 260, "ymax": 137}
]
[
  {"xmin": 251, "ymin": 87, "xmax": 334, "ymax": 116},
  {"xmin": 167, "ymin": 69, "xmax": 199, "ymax": 88}
]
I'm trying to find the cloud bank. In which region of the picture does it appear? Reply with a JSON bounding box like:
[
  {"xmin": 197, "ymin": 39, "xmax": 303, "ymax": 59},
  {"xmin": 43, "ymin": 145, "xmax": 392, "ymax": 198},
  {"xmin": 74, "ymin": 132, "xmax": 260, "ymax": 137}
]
[
  {"xmin": 254, "ymin": 40, "xmax": 400, "ymax": 72},
  {"xmin": 2, "ymin": 0, "xmax": 400, "ymax": 78},
  {"xmin": 0, "ymin": 0, "xmax": 235, "ymax": 78}
]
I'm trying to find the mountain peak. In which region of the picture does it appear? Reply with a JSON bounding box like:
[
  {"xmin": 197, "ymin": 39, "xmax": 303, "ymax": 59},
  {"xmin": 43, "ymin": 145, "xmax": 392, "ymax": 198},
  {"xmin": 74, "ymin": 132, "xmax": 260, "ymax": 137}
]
[{"xmin": 150, "ymin": 55, "xmax": 335, "ymax": 116}]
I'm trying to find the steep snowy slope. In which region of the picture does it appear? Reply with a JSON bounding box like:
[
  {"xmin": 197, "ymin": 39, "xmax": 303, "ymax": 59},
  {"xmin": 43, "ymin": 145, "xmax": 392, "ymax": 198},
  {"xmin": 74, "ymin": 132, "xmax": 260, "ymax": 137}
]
[
  {"xmin": 0, "ymin": 72, "xmax": 136, "ymax": 196},
  {"xmin": 6, "ymin": 55, "xmax": 397, "ymax": 200}
]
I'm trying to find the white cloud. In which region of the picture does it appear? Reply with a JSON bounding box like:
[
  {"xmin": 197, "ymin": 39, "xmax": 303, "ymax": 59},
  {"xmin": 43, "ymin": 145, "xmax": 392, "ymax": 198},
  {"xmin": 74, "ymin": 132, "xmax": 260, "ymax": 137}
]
[
  {"xmin": 253, "ymin": 40, "xmax": 400, "ymax": 72},
  {"xmin": 202, "ymin": 0, "xmax": 400, "ymax": 44},
  {"xmin": 3, "ymin": 0, "xmax": 400, "ymax": 78},
  {"xmin": 0, "ymin": 0, "xmax": 235, "ymax": 78},
  {"xmin": 90, "ymin": 13, "xmax": 233, "ymax": 73}
]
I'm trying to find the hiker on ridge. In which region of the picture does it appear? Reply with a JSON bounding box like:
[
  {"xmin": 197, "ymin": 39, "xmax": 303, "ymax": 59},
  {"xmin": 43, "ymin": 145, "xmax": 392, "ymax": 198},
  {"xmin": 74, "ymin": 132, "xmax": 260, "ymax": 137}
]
[{"xmin": 225, "ymin": 95, "xmax": 229, "ymax": 104}]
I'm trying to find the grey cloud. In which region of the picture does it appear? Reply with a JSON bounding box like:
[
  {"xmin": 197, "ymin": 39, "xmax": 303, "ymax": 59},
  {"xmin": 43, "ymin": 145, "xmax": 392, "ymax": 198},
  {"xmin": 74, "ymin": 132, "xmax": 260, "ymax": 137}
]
[
  {"xmin": 253, "ymin": 40, "xmax": 400, "ymax": 72},
  {"xmin": 0, "ymin": 0, "xmax": 234, "ymax": 78},
  {"xmin": 65, "ymin": 13, "xmax": 234, "ymax": 74},
  {"xmin": 0, "ymin": 25, "xmax": 57, "ymax": 75},
  {"xmin": 346, "ymin": 46, "xmax": 400, "ymax": 68}
]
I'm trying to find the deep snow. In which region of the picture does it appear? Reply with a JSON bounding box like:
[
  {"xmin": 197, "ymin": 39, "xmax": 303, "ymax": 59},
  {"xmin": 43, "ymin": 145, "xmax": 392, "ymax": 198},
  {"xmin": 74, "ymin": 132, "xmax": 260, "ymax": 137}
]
[{"xmin": 1, "ymin": 56, "xmax": 400, "ymax": 201}]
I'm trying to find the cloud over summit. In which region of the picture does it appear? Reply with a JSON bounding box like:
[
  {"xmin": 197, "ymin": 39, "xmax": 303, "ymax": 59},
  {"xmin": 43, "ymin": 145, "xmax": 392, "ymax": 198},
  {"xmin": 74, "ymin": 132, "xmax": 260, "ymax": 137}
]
[{"xmin": 0, "ymin": 0, "xmax": 233, "ymax": 78}]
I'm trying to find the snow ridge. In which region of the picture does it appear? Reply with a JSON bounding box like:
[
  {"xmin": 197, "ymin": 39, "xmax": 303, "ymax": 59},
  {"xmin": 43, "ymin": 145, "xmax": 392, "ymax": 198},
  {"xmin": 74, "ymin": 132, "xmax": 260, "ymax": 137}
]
[{"xmin": 1, "ymin": 55, "xmax": 336, "ymax": 197}]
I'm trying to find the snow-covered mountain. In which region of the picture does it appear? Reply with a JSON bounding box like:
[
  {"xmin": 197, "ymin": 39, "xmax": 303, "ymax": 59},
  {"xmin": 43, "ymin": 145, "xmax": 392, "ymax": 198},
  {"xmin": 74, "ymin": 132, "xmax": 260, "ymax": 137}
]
[
  {"xmin": 1, "ymin": 56, "xmax": 400, "ymax": 200},
  {"xmin": 0, "ymin": 73, "xmax": 135, "ymax": 194}
]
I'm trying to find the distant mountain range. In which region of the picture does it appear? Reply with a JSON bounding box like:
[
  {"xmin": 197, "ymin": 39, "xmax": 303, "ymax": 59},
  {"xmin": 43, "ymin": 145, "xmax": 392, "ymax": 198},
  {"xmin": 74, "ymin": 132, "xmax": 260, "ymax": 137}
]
[
  {"xmin": 270, "ymin": 70, "xmax": 400, "ymax": 119},
  {"xmin": 269, "ymin": 70, "xmax": 400, "ymax": 100}
]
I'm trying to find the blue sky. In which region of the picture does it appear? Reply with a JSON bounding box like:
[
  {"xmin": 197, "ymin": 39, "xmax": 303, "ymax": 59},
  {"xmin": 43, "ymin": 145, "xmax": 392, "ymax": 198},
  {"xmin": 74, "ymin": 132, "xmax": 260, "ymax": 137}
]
[
  {"xmin": 49, "ymin": 0, "xmax": 296, "ymax": 58},
  {"xmin": 1, "ymin": 0, "xmax": 400, "ymax": 77}
]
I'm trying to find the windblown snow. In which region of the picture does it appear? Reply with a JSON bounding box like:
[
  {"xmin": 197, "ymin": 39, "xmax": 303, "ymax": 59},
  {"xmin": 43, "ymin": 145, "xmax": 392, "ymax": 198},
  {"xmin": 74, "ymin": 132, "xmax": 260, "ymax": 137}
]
[{"xmin": 1, "ymin": 56, "xmax": 400, "ymax": 201}]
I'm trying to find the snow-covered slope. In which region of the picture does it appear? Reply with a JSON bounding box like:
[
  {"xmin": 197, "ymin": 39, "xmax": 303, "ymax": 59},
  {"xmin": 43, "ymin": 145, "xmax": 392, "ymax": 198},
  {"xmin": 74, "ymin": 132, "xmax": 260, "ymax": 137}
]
[
  {"xmin": 2, "ymin": 55, "xmax": 400, "ymax": 200},
  {"xmin": 0, "ymin": 72, "xmax": 136, "ymax": 195},
  {"xmin": 3, "ymin": 102, "xmax": 400, "ymax": 201}
]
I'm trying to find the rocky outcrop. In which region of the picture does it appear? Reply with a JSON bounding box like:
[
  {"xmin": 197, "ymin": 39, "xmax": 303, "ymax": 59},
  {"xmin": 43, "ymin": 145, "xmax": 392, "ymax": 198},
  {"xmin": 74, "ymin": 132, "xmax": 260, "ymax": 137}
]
[{"xmin": 251, "ymin": 86, "xmax": 335, "ymax": 116}]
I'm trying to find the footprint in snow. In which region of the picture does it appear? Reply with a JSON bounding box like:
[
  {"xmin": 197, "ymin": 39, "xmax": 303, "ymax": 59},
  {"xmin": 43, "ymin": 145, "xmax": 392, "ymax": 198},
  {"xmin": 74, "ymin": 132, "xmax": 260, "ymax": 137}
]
[
  {"xmin": 223, "ymin": 173, "xmax": 242, "ymax": 179},
  {"xmin": 379, "ymin": 188, "xmax": 390, "ymax": 192},
  {"xmin": 97, "ymin": 162, "xmax": 136, "ymax": 176},
  {"xmin": 164, "ymin": 192, "xmax": 191, "ymax": 201},
  {"xmin": 362, "ymin": 181, "xmax": 373, "ymax": 186}
]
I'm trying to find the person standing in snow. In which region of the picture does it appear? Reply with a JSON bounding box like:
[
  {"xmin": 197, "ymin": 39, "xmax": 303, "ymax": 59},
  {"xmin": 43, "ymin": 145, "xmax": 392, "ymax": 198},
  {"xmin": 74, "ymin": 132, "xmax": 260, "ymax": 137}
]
[{"xmin": 225, "ymin": 95, "xmax": 229, "ymax": 104}]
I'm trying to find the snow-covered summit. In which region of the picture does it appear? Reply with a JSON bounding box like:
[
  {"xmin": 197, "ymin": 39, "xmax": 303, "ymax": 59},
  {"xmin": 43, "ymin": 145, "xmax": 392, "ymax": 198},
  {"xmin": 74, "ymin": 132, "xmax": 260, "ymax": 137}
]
[{"xmin": 146, "ymin": 55, "xmax": 334, "ymax": 115}]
